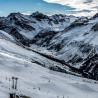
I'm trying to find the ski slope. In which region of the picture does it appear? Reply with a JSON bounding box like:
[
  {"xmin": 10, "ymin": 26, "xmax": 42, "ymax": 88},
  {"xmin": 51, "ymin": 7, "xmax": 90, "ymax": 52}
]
[{"xmin": 0, "ymin": 30, "xmax": 98, "ymax": 98}]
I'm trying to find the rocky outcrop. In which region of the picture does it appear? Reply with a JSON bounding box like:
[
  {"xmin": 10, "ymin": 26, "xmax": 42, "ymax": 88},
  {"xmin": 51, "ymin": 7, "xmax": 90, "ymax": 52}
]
[
  {"xmin": 91, "ymin": 23, "xmax": 98, "ymax": 31},
  {"xmin": 31, "ymin": 30, "xmax": 58, "ymax": 46}
]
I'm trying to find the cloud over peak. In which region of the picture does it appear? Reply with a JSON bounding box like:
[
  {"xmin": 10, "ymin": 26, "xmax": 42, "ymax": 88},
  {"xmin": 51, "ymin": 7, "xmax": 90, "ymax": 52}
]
[{"xmin": 43, "ymin": 0, "xmax": 98, "ymax": 16}]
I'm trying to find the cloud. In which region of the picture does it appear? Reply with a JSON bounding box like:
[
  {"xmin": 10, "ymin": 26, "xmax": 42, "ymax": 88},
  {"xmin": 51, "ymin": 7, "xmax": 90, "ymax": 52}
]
[
  {"xmin": 83, "ymin": 0, "xmax": 93, "ymax": 3},
  {"xmin": 22, "ymin": 11, "xmax": 33, "ymax": 15},
  {"xmin": 43, "ymin": 0, "xmax": 98, "ymax": 16}
]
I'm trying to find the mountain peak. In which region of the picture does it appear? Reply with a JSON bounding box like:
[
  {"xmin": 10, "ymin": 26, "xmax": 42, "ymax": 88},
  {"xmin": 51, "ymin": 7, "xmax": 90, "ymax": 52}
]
[
  {"xmin": 7, "ymin": 12, "xmax": 24, "ymax": 21},
  {"xmin": 7, "ymin": 12, "xmax": 22, "ymax": 18},
  {"xmin": 30, "ymin": 11, "xmax": 49, "ymax": 20}
]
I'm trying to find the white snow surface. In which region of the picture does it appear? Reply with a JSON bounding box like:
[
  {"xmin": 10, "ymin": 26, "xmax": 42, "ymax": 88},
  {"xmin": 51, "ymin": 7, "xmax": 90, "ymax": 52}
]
[
  {"xmin": 0, "ymin": 30, "xmax": 15, "ymax": 42},
  {"xmin": 0, "ymin": 32, "xmax": 98, "ymax": 98}
]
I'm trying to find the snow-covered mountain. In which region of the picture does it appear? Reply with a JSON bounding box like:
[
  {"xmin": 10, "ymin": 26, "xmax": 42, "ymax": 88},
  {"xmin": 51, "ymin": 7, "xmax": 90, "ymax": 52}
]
[
  {"xmin": 0, "ymin": 12, "xmax": 98, "ymax": 81},
  {"xmin": 0, "ymin": 30, "xmax": 98, "ymax": 98},
  {"xmin": 0, "ymin": 12, "xmax": 76, "ymax": 41},
  {"xmin": 30, "ymin": 13, "xmax": 98, "ymax": 80}
]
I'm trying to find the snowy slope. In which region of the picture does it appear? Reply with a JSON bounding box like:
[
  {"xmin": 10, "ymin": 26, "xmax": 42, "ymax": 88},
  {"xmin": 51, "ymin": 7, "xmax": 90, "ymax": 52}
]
[
  {"xmin": 0, "ymin": 37, "xmax": 98, "ymax": 98},
  {"xmin": 0, "ymin": 30, "xmax": 15, "ymax": 42}
]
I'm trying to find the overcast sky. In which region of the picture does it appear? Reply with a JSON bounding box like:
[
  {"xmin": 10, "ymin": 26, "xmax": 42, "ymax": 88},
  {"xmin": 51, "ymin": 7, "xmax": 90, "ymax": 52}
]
[{"xmin": 0, "ymin": 0, "xmax": 97, "ymax": 16}]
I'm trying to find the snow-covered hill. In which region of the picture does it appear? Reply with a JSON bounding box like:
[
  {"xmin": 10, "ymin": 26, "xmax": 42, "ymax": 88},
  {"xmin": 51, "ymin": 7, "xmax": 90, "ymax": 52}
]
[
  {"xmin": 0, "ymin": 12, "xmax": 98, "ymax": 81},
  {"xmin": 0, "ymin": 32, "xmax": 98, "ymax": 98}
]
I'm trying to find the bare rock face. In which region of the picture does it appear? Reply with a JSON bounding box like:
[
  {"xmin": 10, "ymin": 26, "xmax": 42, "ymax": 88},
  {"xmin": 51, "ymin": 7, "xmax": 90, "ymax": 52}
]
[
  {"xmin": 91, "ymin": 23, "xmax": 98, "ymax": 31},
  {"xmin": 92, "ymin": 13, "xmax": 98, "ymax": 19},
  {"xmin": 80, "ymin": 53, "xmax": 98, "ymax": 80},
  {"xmin": 31, "ymin": 11, "xmax": 50, "ymax": 21}
]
